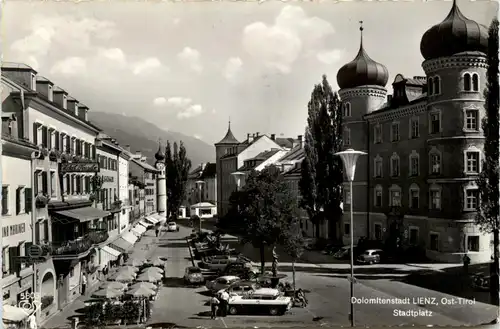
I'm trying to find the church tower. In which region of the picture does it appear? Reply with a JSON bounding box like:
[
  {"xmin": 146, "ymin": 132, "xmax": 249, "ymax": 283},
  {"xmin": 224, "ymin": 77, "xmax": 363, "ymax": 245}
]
[
  {"xmin": 154, "ymin": 141, "xmax": 167, "ymax": 224},
  {"xmin": 214, "ymin": 120, "xmax": 240, "ymax": 217},
  {"xmin": 336, "ymin": 22, "xmax": 389, "ymax": 239}
]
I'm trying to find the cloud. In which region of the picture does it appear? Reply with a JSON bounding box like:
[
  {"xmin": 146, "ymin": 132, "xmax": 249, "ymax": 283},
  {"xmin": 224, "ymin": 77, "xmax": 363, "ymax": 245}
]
[
  {"xmin": 223, "ymin": 57, "xmax": 243, "ymax": 81},
  {"xmin": 167, "ymin": 97, "xmax": 192, "ymax": 107},
  {"xmin": 132, "ymin": 57, "xmax": 163, "ymax": 75},
  {"xmin": 177, "ymin": 47, "xmax": 203, "ymax": 73},
  {"xmin": 177, "ymin": 104, "xmax": 205, "ymax": 119},
  {"xmin": 173, "ymin": 18, "xmax": 181, "ymax": 26},
  {"xmin": 153, "ymin": 97, "xmax": 168, "ymax": 106},
  {"xmin": 316, "ymin": 49, "xmax": 344, "ymax": 65},
  {"xmin": 50, "ymin": 57, "xmax": 87, "ymax": 76},
  {"xmin": 242, "ymin": 5, "xmax": 335, "ymax": 74},
  {"xmin": 97, "ymin": 47, "xmax": 127, "ymax": 67}
]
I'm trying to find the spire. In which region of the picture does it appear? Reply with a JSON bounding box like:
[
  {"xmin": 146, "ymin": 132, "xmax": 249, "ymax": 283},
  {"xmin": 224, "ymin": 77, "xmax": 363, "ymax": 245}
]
[
  {"xmin": 215, "ymin": 117, "xmax": 240, "ymax": 145},
  {"xmin": 359, "ymin": 20, "xmax": 364, "ymax": 49}
]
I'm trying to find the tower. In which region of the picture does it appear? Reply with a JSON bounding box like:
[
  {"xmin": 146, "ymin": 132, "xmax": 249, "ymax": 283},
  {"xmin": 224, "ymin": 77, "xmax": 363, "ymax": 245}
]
[
  {"xmin": 420, "ymin": 0, "xmax": 489, "ymax": 262},
  {"xmin": 214, "ymin": 120, "xmax": 240, "ymax": 217},
  {"xmin": 154, "ymin": 140, "xmax": 167, "ymax": 223},
  {"xmin": 336, "ymin": 21, "xmax": 389, "ymax": 239}
]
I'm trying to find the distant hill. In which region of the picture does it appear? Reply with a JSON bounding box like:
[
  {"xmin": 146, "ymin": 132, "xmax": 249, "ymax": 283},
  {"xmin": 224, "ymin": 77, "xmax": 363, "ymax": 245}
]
[{"xmin": 89, "ymin": 112, "xmax": 214, "ymax": 166}]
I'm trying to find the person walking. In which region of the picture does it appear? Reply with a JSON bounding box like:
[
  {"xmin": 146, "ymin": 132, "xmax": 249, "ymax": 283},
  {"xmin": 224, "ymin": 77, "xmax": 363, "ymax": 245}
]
[
  {"xmin": 155, "ymin": 227, "xmax": 160, "ymax": 237},
  {"xmin": 210, "ymin": 295, "xmax": 220, "ymax": 319},
  {"xmin": 81, "ymin": 273, "xmax": 87, "ymax": 295},
  {"xmin": 219, "ymin": 290, "xmax": 230, "ymax": 317}
]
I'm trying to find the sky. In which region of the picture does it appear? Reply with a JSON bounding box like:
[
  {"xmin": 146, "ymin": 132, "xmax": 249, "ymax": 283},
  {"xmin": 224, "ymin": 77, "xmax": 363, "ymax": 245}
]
[{"xmin": 2, "ymin": 0, "xmax": 497, "ymax": 145}]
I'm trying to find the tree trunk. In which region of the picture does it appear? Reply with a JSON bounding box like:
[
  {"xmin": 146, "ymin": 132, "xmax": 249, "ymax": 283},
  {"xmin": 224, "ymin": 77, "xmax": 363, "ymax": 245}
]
[
  {"xmin": 260, "ymin": 243, "xmax": 266, "ymax": 275},
  {"xmin": 491, "ymin": 228, "xmax": 499, "ymax": 307},
  {"xmin": 292, "ymin": 260, "xmax": 296, "ymax": 294}
]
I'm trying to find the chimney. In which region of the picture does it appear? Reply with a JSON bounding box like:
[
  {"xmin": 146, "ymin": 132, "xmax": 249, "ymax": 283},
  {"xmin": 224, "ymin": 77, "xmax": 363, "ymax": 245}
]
[
  {"xmin": 135, "ymin": 151, "xmax": 142, "ymax": 159},
  {"xmin": 271, "ymin": 134, "xmax": 276, "ymax": 141},
  {"xmin": 124, "ymin": 145, "xmax": 131, "ymax": 152},
  {"xmin": 140, "ymin": 156, "xmax": 147, "ymax": 162},
  {"xmin": 53, "ymin": 87, "xmax": 68, "ymax": 109},
  {"xmin": 1, "ymin": 63, "xmax": 37, "ymax": 91},
  {"xmin": 256, "ymin": 132, "xmax": 260, "ymax": 137},
  {"xmin": 298, "ymin": 135, "xmax": 303, "ymax": 148},
  {"xmin": 67, "ymin": 97, "xmax": 79, "ymax": 115},
  {"xmin": 78, "ymin": 104, "xmax": 89, "ymax": 120},
  {"xmin": 248, "ymin": 133, "xmax": 254, "ymax": 143},
  {"xmin": 35, "ymin": 77, "xmax": 54, "ymax": 101}
]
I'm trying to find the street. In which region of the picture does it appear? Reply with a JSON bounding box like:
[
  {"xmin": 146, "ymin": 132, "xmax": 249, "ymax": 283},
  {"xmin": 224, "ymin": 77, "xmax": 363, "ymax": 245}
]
[{"xmin": 147, "ymin": 225, "xmax": 498, "ymax": 327}]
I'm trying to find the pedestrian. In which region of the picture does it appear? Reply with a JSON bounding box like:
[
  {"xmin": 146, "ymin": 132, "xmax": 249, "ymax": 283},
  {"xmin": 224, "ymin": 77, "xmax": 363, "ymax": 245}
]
[
  {"xmin": 463, "ymin": 254, "xmax": 471, "ymax": 275},
  {"xmin": 219, "ymin": 290, "xmax": 230, "ymax": 317},
  {"xmin": 81, "ymin": 273, "xmax": 87, "ymax": 295},
  {"xmin": 155, "ymin": 227, "xmax": 159, "ymax": 237},
  {"xmin": 210, "ymin": 295, "xmax": 220, "ymax": 319}
]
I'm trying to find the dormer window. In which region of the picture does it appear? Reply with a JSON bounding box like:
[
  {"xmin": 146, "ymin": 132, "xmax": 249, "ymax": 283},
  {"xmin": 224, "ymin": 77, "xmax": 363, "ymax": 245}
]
[
  {"xmin": 63, "ymin": 95, "xmax": 68, "ymax": 109},
  {"xmin": 48, "ymin": 85, "xmax": 53, "ymax": 102},
  {"xmin": 84, "ymin": 109, "xmax": 88, "ymax": 121},
  {"xmin": 75, "ymin": 105, "xmax": 79, "ymax": 116}
]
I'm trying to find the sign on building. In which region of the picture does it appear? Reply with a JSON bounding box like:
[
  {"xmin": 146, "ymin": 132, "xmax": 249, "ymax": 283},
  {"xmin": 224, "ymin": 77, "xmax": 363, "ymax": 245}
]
[{"xmin": 60, "ymin": 162, "xmax": 99, "ymax": 173}]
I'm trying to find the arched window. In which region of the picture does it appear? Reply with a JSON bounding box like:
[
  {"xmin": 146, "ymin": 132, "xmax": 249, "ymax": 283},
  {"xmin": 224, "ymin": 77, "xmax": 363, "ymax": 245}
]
[
  {"xmin": 428, "ymin": 78, "xmax": 434, "ymax": 95},
  {"xmin": 429, "ymin": 183, "xmax": 442, "ymax": 210},
  {"xmin": 429, "ymin": 147, "xmax": 442, "ymax": 175},
  {"xmin": 374, "ymin": 185, "xmax": 383, "ymax": 207},
  {"xmin": 433, "ymin": 76, "xmax": 440, "ymax": 94},
  {"xmin": 409, "ymin": 183, "xmax": 420, "ymax": 209},
  {"xmin": 343, "ymin": 102, "xmax": 351, "ymax": 117},
  {"xmin": 390, "ymin": 152, "xmax": 400, "ymax": 177},
  {"xmin": 389, "ymin": 184, "xmax": 402, "ymax": 207},
  {"xmin": 409, "ymin": 150, "xmax": 420, "ymax": 176},
  {"xmin": 472, "ymin": 73, "xmax": 479, "ymax": 92},
  {"xmin": 463, "ymin": 73, "xmax": 471, "ymax": 91}
]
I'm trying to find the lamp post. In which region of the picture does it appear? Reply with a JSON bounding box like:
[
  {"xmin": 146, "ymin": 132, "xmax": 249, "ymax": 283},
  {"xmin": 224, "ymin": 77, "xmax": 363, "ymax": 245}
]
[
  {"xmin": 195, "ymin": 180, "xmax": 205, "ymax": 232},
  {"xmin": 334, "ymin": 148, "xmax": 366, "ymax": 327}
]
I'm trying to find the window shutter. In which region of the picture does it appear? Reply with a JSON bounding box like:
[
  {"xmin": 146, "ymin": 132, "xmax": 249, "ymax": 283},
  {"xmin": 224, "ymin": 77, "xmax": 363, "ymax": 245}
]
[
  {"xmin": 33, "ymin": 123, "xmax": 38, "ymax": 145},
  {"xmin": 25, "ymin": 188, "xmax": 32, "ymax": 213},
  {"xmin": 41, "ymin": 126, "xmax": 48, "ymax": 147},
  {"xmin": 16, "ymin": 188, "xmax": 20, "ymax": 215},
  {"xmin": 55, "ymin": 131, "xmax": 60, "ymax": 150},
  {"xmin": 8, "ymin": 247, "xmax": 16, "ymax": 274},
  {"xmin": 24, "ymin": 242, "xmax": 33, "ymax": 256},
  {"xmin": 42, "ymin": 172, "xmax": 48, "ymax": 194}
]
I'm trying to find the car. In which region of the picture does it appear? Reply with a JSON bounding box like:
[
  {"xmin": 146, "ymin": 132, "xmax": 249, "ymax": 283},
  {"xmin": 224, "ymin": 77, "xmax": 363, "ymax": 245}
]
[
  {"xmin": 167, "ymin": 222, "xmax": 179, "ymax": 232},
  {"xmin": 184, "ymin": 266, "xmax": 205, "ymax": 285},
  {"xmin": 221, "ymin": 281, "xmax": 261, "ymax": 296},
  {"xmin": 220, "ymin": 261, "xmax": 259, "ymax": 280},
  {"xmin": 200, "ymin": 257, "xmax": 241, "ymax": 271},
  {"xmin": 227, "ymin": 288, "xmax": 292, "ymax": 316},
  {"xmin": 334, "ymin": 246, "xmax": 358, "ymax": 260},
  {"xmin": 356, "ymin": 249, "xmax": 383, "ymax": 265},
  {"xmin": 205, "ymin": 275, "xmax": 240, "ymax": 293}
]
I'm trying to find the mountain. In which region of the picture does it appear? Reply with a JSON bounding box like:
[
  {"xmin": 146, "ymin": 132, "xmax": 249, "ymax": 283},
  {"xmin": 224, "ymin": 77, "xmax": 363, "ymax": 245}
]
[{"xmin": 88, "ymin": 112, "xmax": 214, "ymax": 166}]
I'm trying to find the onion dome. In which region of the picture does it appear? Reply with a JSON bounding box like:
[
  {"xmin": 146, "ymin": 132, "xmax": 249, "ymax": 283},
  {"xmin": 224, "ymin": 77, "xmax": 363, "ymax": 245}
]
[
  {"xmin": 337, "ymin": 22, "xmax": 389, "ymax": 89},
  {"xmin": 215, "ymin": 120, "xmax": 239, "ymax": 145},
  {"xmin": 420, "ymin": 0, "xmax": 488, "ymax": 61},
  {"xmin": 155, "ymin": 141, "xmax": 165, "ymax": 161}
]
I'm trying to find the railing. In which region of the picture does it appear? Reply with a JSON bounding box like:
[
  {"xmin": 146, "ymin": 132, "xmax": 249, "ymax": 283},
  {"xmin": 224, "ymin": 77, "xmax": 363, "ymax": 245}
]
[{"xmin": 48, "ymin": 230, "xmax": 109, "ymax": 257}]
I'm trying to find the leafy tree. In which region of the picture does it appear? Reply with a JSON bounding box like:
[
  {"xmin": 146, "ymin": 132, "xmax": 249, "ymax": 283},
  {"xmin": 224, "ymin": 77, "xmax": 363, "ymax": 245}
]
[
  {"xmin": 165, "ymin": 141, "xmax": 192, "ymax": 219},
  {"xmin": 299, "ymin": 75, "xmax": 344, "ymax": 240},
  {"xmin": 230, "ymin": 166, "xmax": 299, "ymax": 274},
  {"xmin": 282, "ymin": 220, "xmax": 305, "ymax": 292},
  {"xmin": 476, "ymin": 18, "xmax": 499, "ymax": 307}
]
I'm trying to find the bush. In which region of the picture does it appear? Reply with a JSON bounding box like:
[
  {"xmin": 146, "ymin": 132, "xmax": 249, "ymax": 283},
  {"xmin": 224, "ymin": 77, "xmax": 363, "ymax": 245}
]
[{"xmin": 122, "ymin": 300, "xmax": 140, "ymax": 324}]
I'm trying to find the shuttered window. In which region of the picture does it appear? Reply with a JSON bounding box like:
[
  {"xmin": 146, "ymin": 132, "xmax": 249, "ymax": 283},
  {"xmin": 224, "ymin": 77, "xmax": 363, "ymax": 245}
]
[
  {"xmin": 16, "ymin": 188, "xmax": 21, "ymax": 215},
  {"xmin": 41, "ymin": 126, "xmax": 48, "ymax": 148},
  {"xmin": 41, "ymin": 172, "xmax": 48, "ymax": 194},
  {"xmin": 33, "ymin": 123, "xmax": 38, "ymax": 145},
  {"xmin": 8, "ymin": 246, "xmax": 20, "ymax": 274},
  {"xmin": 24, "ymin": 188, "xmax": 32, "ymax": 213},
  {"xmin": 55, "ymin": 131, "xmax": 60, "ymax": 150}
]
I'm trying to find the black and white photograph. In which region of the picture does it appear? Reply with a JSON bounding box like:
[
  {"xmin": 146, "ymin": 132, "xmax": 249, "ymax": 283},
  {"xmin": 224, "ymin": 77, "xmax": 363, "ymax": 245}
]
[{"xmin": 1, "ymin": 0, "xmax": 499, "ymax": 328}]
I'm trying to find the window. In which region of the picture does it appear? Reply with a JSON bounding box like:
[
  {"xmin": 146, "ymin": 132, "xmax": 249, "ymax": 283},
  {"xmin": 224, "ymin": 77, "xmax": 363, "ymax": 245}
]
[
  {"xmin": 16, "ymin": 187, "xmax": 25, "ymax": 215},
  {"xmin": 50, "ymin": 172, "xmax": 56, "ymax": 196},
  {"xmin": 63, "ymin": 95, "xmax": 68, "ymax": 109},
  {"xmin": 465, "ymin": 110, "xmax": 479, "ymax": 130},
  {"xmin": 409, "ymin": 228, "xmax": 418, "ymax": 245},
  {"xmin": 31, "ymin": 74, "xmax": 36, "ymax": 91},
  {"xmin": 463, "ymin": 73, "xmax": 479, "ymax": 92},
  {"xmin": 429, "ymin": 233, "xmax": 439, "ymax": 251},
  {"xmin": 374, "ymin": 125, "xmax": 382, "ymax": 143},
  {"xmin": 391, "ymin": 122, "xmax": 400, "ymax": 142},
  {"xmin": 410, "ymin": 117, "xmax": 419, "ymax": 138},
  {"xmin": 390, "ymin": 154, "xmax": 400, "ymax": 177},
  {"xmin": 343, "ymin": 223, "xmax": 350, "ymax": 235},
  {"xmin": 2, "ymin": 248, "xmax": 9, "ymax": 275},
  {"xmin": 343, "ymin": 128, "xmax": 351, "ymax": 146},
  {"xmin": 467, "ymin": 236, "xmax": 480, "ymax": 252},
  {"xmin": 430, "ymin": 150, "xmax": 441, "ymax": 174},
  {"xmin": 472, "ymin": 74, "xmax": 479, "ymax": 91},
  {"xmin": 374, "ymin": 186, "xmax": 382, "ymax": 207},
  {"xmin": 344, "ymin": 188, "xmax": 351, "ymax": 204},
  {"xmin": 428, "ymin": 78, "xmax": 434, "ymax": 95},
  {"xmin": 374, "ymin": 157, "xmax": 383, "ymax": 178},
  {"xmin": 429, "ymin": 112, "xmax": 440, "ymax": 134},
  {"xmin": 430, "ymin": 187, "xmax": 441, "ymax": 210},
  {"xmin": 389, "ymin": 186, "xmax": 401, "ymax": 206},
  {"xmin": 464, "ymin": 73, "xmax": 471, "ymax": 91},
  {"xmin": 41, "ymin": 126, "xmax": 48, "ymax": 147},
  {"xmin": 465, "ymin": 189, "xmax": 479, "ymax": 210},
  {"xmin": 374, "ymin": 224, "xmax": 382, "ymax": 240},
  {"xmin": 41, "ymin": 172, "xmax": 48, "ymax": 194},
  {"xmin": 2, "ymin": 185, "xmax": 9, "ymax": 215},
  {"xmin": 409, "ymin": 187, "xmax": 419, "ymax": 209},
  {"xmin": 343, "ymin": 102, "xmax": 351, "ymax": 117},
  {"xmin": 433, "ymin": 76, "xmax": 440, "ymax": 94},
  {"xmin": 48, "ymin": 85, "xmax": 53, "ymax": 101},
  {"xmin": 465, "ymin": 151, "xmax": 480, "ymax": 173},
  {"xmin": 409, "ymin": 152, "xmax": 419, "ymax": 176}
]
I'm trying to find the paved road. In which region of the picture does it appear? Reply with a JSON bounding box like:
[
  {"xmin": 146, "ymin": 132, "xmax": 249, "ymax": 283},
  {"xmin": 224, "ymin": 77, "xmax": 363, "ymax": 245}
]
[{"xmin": 150, "ymin": 226, "xmax": 498, "ymax": 327}]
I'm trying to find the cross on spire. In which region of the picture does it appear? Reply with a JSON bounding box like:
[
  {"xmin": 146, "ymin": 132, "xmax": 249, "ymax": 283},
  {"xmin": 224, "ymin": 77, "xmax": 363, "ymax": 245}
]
[{"xmin": 359, "ymin": 20, "xmax": 364, "ymax": 48}]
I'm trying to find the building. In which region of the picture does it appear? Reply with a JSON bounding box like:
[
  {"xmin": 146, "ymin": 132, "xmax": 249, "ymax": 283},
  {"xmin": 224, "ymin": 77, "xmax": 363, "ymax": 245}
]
[
  {"xmin": 118, "ymin": 146, "xmax": 132, "ymax": 231},
  {"xmin": 129, "ymin": 152, "xmax": 159, "ymax": 217},
  {"xmin": 214, "ymin": 123, "xmax": 298, "ymax": 217},
  {"xmin": 336, "ymin": 2, "xmax": 490, "ymax": 262},
  {"xmin": 185, "ymin": 162, "xmax": 217, "ymax": 217},
  {"xmin": 234, "ymin": 149, "xmax": 289, "ymax": 187},
  {"xmin": 1, "ymin": 63, "xmax": 113, "ymax": 322}
]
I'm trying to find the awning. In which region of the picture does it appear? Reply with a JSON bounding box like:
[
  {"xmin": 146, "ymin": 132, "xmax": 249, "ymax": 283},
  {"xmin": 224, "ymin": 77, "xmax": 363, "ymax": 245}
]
[
  {"xmin": 53, "ymin": 207, "xmax": 111, "ymax": 223},
  {"xmin": 122, "ymin": 231, "xmax": 138, "ymax": 245},
  {"xmin": 131, "ymin": 225, "xmax": 146, "ymax": 236},
  {"xmin": 145, "ymin": 216, "xmax": 159, "ymax": 225},
  {"xmin": 139, "ymin": 220, "xmax": 152, "ymax": 228},
  {"xmin": 109, "ymin": 238, "xmax": 133, "ymax": 253},
  {"xmin": 3, "ymin": 305, "xmax": 31, "ymax": 322},
  {"xmin": 101, "ymin": 246, "xmax": 121, "ymax": 258}
]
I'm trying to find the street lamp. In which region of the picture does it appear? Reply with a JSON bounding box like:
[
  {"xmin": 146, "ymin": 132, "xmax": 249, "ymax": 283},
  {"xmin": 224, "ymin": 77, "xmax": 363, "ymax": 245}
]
[
  {"xmin": 195, "ymin": 180, "xmax": 205, "ymax": 232},
  {"xmin": 334, "ymin": 148, "xmax": 366, "ymax": 327},
  {"xmin": 230, "ymin": 171, "xmax": 246, "ymax": 191}
]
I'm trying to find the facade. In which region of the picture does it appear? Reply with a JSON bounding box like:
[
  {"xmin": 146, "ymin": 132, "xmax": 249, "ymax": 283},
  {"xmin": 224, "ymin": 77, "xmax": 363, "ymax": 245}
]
[
  {"xmin": 118, "ymin": 148, "xmax": 132, "ymax": 231},
  {"xmin": 129, "ymin": 152, "xmax": 159, "ymax": 217},
  {"xmin": 336, "ymin": 2, "xmax": 490, "ymax": 262},
  {"xmin": 185, "ymin": 162, "xmax": 217, "ymax": 215}
]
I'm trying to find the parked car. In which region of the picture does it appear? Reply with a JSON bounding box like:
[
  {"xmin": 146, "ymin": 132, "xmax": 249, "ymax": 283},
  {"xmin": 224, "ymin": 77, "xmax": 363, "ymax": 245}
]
[
  {"xmin": 334, "ymin": 246, "xmax": 358, "ymax": 260},
  {"xmin": 167, "ymin": 222, "xmax": 179, "ymax": 232},
  {"xmin": 184, "ymin": 266, "xmax": 205, "ymax": 285},
  {"xmin": 356, "ymin": 249, "xmax": 383, "ymax": 265},
  {"xmin": 220, "ymin": 261, "xmax": 259, "ymax": 280},
  {"xmin": 227, "ymin": 288, "xmax": 292, "ymax": 316},
  {"xmin": 200, "ymin": 256, "xmax": 242, "ymax": 271},
  {"xmin": 222, "ymin": 281, "xmax": 261, "ymax": 296},
  {"xmin": 205, "ymin": 275, "xmax": 240, "ymax": 293}
]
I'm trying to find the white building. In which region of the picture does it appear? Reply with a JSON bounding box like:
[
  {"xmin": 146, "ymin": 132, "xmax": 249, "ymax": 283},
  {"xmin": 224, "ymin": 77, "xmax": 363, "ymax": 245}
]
[{"xmin": 118, "ymin": 149, "xmax": 131, "ymax": 230}]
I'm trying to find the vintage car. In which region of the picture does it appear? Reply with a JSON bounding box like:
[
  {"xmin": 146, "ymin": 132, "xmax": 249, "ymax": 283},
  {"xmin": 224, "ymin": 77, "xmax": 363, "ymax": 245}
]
[
  {"xmin": 221, "ymin": 281, "xmax": 261, "ymax": 296},
  {"xmin": 227, "ymin": 288, "xmax": 292, "ymax": 316},
  {"xmin": 184, "ymin": 266, "xmax": 205, "ymax": 285},
  {"xmin": 356, "ymin": 249, "xmax": 383, "ymax": 265},
  {"xmin": 205, "ymin": 275, "xmax": 240, "ymax": 293},
  {"xmin": 200, "ymin": 257, "xmax": 242, "ymax": 271},
  {"xmin": 167, "ymin": 222, "xmax": 179, "ymax": 232},
  {"xmin": 219, "ymin": 261, "xmax": 259, "ymax": 279}
]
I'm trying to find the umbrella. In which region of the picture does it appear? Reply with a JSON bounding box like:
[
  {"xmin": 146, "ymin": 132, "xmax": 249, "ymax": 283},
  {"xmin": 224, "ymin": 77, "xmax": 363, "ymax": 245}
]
[
  {"xmin": 126, "ymin": 259, "xmax": 144, "ymax": 267},
  {"xmin": 116, "ymin": 269, "xmax": 137, "ymax": 278},
  {"xmin": 109, "ymin": 271, "xmax": 135, "ymax": 282},
  {"xmin": 137, "ymin": 271, "xmax": 163, "ymax": 283},
  {"xmin": 130, "ymin": 282, "xmax": 157, "ymax": 291},
  {"xmin": 120, "ymin": 265, "xmax": 139, "ymax": 273},
  {"xmin": 149, "ymin": 258, "xmax": 166, "ymax": 267},
  {"xmin": 100, "ymin": 282, "xmax": 128, "ymax": 291},
  {"xmin": 92, "ymin": 287, "xmax": 123, "ymax": 299},
  {"xmin": 126, "ymin": 286, "xmax": 156, "ymax": 297},
  {"xmin": 141, "ymin": 266, "xmax": 164, "ymax": 275}
]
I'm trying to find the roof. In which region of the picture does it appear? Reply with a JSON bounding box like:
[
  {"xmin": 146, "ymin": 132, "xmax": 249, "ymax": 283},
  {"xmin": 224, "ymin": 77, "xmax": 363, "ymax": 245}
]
[
  {"xmin": 131, "ymin": 158, "xmax": 159, "ymax": 172},
  {"xmin": 190, "ymin": 202, "xmax": 216, "ymax": 208},
  {"xmin": 215, "ymin": 121, "xmax": 239, "ymax": 145},
  {"xmin": 200, "ymin": 163, "xmax": 216, "ymax": 179},
  {"xmin": 2, "ymin": 62, "xmax": 36, "ymax": 71},
  {"xmin": 35, "ymin": 76, "xmax": 53, "ymax": 84},
  {"xmin": 237, "ymin": 149, "xmax": 280, "ymax": 171},
  {"xmin": 53, "ymin": 86, "xmax": 67, "ymax": 93},
  {"xmin": 283, "ymin": 165, "xmax": 302, "ymax": 176},
  {"xmin": 274, "ymin": 137, "xmax": 296, "ymax": 149},
  {"xmin": 278, "ymin": 145, "xmax": 304, "ymax": 162}
]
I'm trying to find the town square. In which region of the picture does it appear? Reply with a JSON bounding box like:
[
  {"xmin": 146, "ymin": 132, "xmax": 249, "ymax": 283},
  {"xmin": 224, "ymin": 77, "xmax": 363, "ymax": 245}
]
[{"xmin": 1, "ymin": 0, "xmax": 499, "ymax": 328}]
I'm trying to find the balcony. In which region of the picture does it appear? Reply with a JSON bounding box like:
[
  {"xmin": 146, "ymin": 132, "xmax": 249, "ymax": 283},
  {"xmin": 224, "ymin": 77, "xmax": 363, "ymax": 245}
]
[
  {"xmin": 48, "ymin": 230, "xmax": 109, "ymax": 260},
  {"xmin": 105, "ymin": 200, "xmax": 123, "ymax": 212}
]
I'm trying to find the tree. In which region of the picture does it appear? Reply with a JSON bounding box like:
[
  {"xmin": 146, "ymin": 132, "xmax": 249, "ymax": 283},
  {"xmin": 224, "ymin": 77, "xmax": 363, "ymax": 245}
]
[
  {"xmin": 230, "ymin": 166, "xmax": 299, "ymax": 274},
  {"xmin": 282, "ymin": 220, "xmax": 305, "ymax": 292},
  {"xmin": 165, "ymin": 141, "xmax": 192, "ymax": 219},
  {"xmin": 299, "ymin": 75, "xmax": 344, "ymax": 240},
  {"xmin": 476, "ymin": 18, "xmax": 499, "ymax": 308}
]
